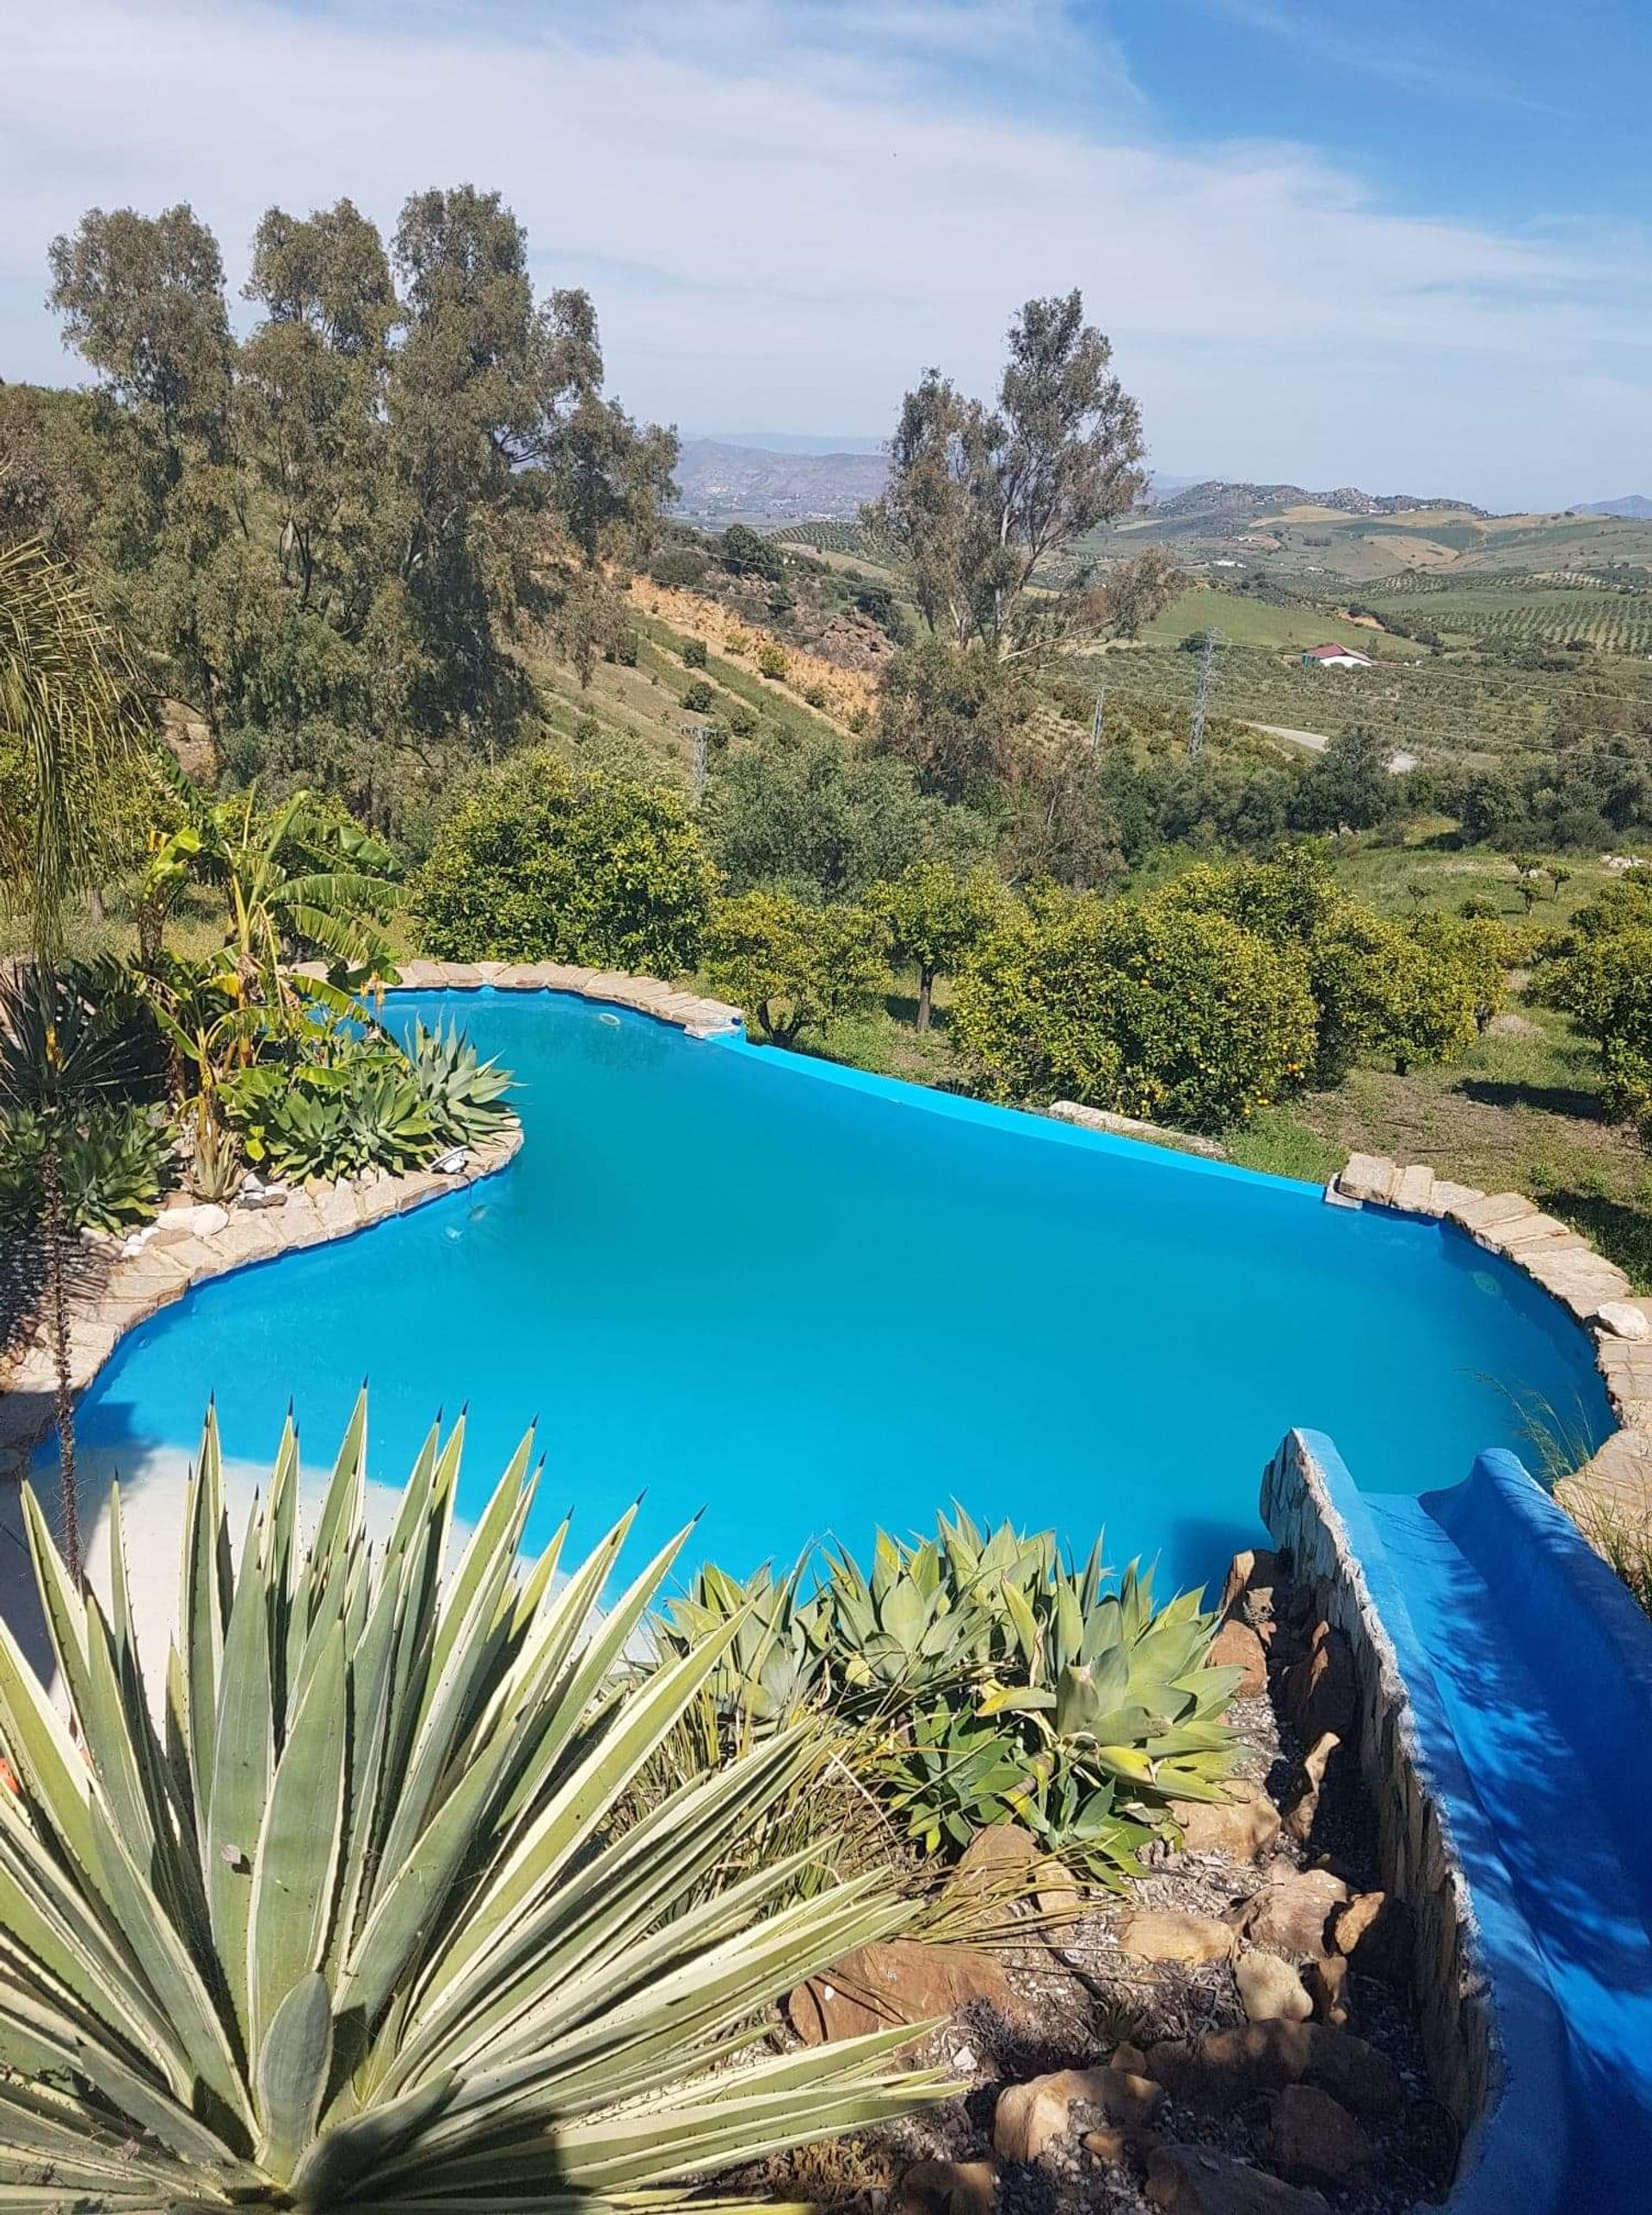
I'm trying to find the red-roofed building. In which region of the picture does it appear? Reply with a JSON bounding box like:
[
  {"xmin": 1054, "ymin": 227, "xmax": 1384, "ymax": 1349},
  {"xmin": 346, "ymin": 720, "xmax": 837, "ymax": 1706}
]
[{"xmin": 1301, "ymin": 643, "xmax": 1375, "ymax": 669}]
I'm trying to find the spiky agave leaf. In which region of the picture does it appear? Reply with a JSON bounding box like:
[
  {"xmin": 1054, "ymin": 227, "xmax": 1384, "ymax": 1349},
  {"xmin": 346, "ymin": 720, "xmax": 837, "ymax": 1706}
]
[{"xmin": 0, "ymin": 1398, "xmax": 946, "ymax": 2210}]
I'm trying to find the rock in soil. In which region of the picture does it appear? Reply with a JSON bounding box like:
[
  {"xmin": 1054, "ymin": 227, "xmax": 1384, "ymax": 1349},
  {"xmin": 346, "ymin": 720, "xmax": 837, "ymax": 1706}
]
[
  {"xmin": 901, "ymin": 2157, "xmax": 1000, "ymax": 2215},
  {"xmin": 1237, "ymin": 1867, "xmax": 1351, "ymax": 1959},
  {"xmin": 1146, "ymin": 2142, "xmax": 1331, "ymax": 2211},
  {"xmin": 1329, "ymin": 1891, "xmax": 1414, "ymax": 1985},
  {"xmin": 1144, "ymin": 2021, "xmax": 1402, "ymax": 2121},
  {"xmin": 1116, "ymin": 1909, "xmax": 1236, "ymax": 1965},
  {"xmin": 1270, "ymin": 2083, "xmax": 1372, "ymax": 2186},
  {"xmin": 993, "ymin": 2064, "xmax": 1163, "ymax": 2161},
  {"xmin": 1236, "ymin": 1951, "xmax": 1313, "ymax": 2024},
  {"xmin": 1174, "ymin": 1782, "xmax": 1280, "ymax": 1863},
  {"xmin": 787, "ymin": 1940, "xmax": 1026, "ymax": 2045},
  {"xmin": 1210, "ymin": 1619, "xmax": 1268, "ymax": 1698}
]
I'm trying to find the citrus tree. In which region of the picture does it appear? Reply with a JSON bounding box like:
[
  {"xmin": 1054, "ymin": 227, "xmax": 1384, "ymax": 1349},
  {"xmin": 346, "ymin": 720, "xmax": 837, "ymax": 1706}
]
[
  {"xmin": 416, "ymin": 750, "xmax": 715, "ymax": 973},
  {"xmin": 952, "ymin": 892, "xmax": 1316, "ymax": 1131},
  {"xmin": 878, "ymin": 859, "xmax": 1003, "ymax": 1031},
  {"xmin": 701, "ymin": 891, "xmax": 890, "ymax": 1049}
]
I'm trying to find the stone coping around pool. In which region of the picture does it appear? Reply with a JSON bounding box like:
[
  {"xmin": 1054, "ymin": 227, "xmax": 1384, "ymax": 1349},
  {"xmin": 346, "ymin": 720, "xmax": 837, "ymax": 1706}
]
[
  {"xmin": 1332, "ymin": 1151, "xmax": 1652, "ymax": 1533},
  {"xmin": 1045, "ymin": 1099, "xmax": 1228, "ymax": 1161},
  {"xmin": 0, "ymin": 1119, "xmax": 524, "ymax": 1484},
  {"xmin": 368, "ymin": 958, "xmax": 745, "ymax": 1040}
]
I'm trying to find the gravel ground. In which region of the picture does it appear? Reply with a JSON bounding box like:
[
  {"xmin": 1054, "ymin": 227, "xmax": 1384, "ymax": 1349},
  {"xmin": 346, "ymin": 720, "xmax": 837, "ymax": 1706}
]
[{"xmin": 754, "ymin": 1570, "xmax": 1459, "ymax": 2215}]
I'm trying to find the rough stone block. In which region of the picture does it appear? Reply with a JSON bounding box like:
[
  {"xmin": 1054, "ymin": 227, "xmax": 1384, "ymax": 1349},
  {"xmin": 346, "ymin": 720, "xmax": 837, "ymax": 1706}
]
[
  {"xmin": 1335, "ymin": 1153, "xmax": 1394, "ymax": 1204},
  {"xmin": 1451, "ymin": 1190, "xmax": 1538, "ymax": 1233},
  {"xmin": 1390, "ymin": 1163, "xmax": 1435, "ymax": 1213}
]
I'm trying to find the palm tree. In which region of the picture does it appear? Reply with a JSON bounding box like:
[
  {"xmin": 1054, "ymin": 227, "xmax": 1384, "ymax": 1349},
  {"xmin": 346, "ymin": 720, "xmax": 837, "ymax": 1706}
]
[{"xmin": 0, "ymin": 538, "xmax": 152, "ymax": 1579}]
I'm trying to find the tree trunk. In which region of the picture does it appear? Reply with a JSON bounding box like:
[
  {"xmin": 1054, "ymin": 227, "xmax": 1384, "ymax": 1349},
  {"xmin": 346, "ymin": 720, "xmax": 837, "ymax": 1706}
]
[
  {"xmin": 916, "ymin": 969, "xmax": 934, "ymax": 1033},
  {"xmin": 40, "ymin": 1134, "xmax": 83, "ymax": 1585}
]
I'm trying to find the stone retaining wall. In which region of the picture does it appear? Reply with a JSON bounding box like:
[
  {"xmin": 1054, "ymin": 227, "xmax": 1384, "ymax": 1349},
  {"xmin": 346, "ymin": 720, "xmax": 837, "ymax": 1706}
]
[
  {"xmin": 1261, "ymin": 1432, "xmax": 1495, "ymax": 2149},
  {"xmin": 1333, "ymin": 1151, "xmax": 1652, "ymax": 1533},
  {"xmin": 0, "ymin": 964, "xmax": 743, "ymax": 1484}
]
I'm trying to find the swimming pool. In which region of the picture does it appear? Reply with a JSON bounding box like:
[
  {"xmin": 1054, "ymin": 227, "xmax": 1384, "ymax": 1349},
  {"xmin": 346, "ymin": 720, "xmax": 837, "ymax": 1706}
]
[{"xmin": 64, "ymin": 990, "xmax": 1612, "ymax": 1598}]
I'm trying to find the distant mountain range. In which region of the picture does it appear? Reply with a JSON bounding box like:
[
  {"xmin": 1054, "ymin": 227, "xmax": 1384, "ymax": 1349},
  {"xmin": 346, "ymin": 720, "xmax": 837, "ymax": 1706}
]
[
  {"xmin": 1572, "ymin": 494, "xmax": 1652, "ymax": 519},
  {"xmin": 1150, "ymin": 480, "xmax": 1486, "ymax": 521},
  {"xmin": 671, "ymin": 441, "xmax": 1501, "ymax": 532}
]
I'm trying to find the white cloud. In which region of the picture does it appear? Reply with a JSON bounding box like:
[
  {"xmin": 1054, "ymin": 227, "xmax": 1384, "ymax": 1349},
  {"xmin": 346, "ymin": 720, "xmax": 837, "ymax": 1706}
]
[{"xmin": 1, "ymin": 0, "xmax": 1647, "ymax": 506}]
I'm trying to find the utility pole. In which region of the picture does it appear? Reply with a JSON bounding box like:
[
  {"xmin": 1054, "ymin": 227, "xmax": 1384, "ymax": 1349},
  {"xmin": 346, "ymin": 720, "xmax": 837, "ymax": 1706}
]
[
  {"xmin": 1088, "ymin": 685, "xmax": 1106, "ymax": 758},
  {"xmin": 690, "ymin": 723, "xmax": 710, "ymax": 804},
  {"xmin": 1188, "ymin": 627, "xmax": 1221, "ymax": 760}
]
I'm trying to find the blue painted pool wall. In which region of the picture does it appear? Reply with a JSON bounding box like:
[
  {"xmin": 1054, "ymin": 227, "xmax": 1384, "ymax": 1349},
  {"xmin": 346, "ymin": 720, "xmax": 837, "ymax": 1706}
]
[
  {"xmin": 1285, "ymin": 1432, "xmax": 1575, "ymax": 2213},
  {"xmin": 1424, "ymin": 1449, "xmax": 1652, "ymax": 1901}
]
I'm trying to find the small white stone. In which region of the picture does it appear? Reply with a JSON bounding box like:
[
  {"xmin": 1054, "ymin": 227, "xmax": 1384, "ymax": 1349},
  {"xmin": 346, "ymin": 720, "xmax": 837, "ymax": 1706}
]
[
  {"xmin": 1595, "ymin": 1302, "xmax": 1651, "ymax": 1341},
  {"xmin": 952, "ymin": 2045, "xmax": 978, "ymax": 2074}
]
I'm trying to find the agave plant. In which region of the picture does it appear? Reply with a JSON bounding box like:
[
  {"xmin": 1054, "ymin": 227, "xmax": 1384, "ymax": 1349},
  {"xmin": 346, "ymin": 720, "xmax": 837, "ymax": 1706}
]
[
  {"xmin": 0, "ymin": 1402, "xmax": 945, "ymax": 2210},
  {"xmin": 658, "ymin": 1509, "xmax": 1240, "ymax": 1889},
  {"xmin": 406, "ymin": 1021, "xmax": 515, "ymax": 1148}
]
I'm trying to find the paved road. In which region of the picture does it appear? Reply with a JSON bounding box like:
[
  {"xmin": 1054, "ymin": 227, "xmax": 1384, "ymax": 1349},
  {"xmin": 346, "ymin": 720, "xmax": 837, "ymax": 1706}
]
[{"xmin": 1247, "ymin": 721, "xmax": 1419, "ymax": 774}]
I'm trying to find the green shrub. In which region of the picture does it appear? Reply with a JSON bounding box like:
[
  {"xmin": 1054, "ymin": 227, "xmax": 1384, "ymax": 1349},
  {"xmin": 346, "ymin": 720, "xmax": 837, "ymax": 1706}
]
[
  {"xmin": 803, "ymin": 682, "xmax": 829, "ymax": 710},
  {"xmin": 726, "ymin": 700, "xmax": 759, "ymax": 739},
  {"xmin": 701, "ymin": 890, "xmax": 890, "ymax": 1047},
  {"xmin": 415, "ymin": 749, "xmax": 716, "ymax": 972},
  {"xmin": 757, "ymin": 640, "xmax": 789, "ymax": 682},
  {"xmin": 952, "ymin": 894, "xmax": 1316, "ymax": 1131},
  {"xmin": 681, "ymin": 635, "xmax": 708, "ymax": 669},
  {"xmin": 659, "ymin": 1509, "xmax": 1239, "ymax": 1887},
  {"xmin": 0, "ymin": 1101, "xmax": 173, "ymax": 1233},
  {"xmin": 614, "ymin": 627, "xmax": 639, "ymax": 666},
  {"xmin": 0, "ymin": 1404, "xmax": 939, "ymax": 2206},
  {"xmin": 682, "ymin": 677, "xmax": 714, "ymax": 714},
  {"xmin": 719, "ymin": 521, "xmax": 784, "ymax": 581},
  {"xmin": 649, "ymin": 546, "xmax": 707, "ymax": 588},
  {"xmin": 1544, "ymin": 922, "xmax": 1652, "ymax": 1138}
]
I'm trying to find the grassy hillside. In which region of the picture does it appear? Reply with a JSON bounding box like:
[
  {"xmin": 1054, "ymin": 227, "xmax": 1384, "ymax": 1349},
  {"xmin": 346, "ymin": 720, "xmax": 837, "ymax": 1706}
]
[
  {"xmin": 1133, "ymin": 585, "xmax": 1416, "ymax": 657},
  {"xmin": 1083, "ymin": 634, "xmax": 1652, "ymax": 760}
]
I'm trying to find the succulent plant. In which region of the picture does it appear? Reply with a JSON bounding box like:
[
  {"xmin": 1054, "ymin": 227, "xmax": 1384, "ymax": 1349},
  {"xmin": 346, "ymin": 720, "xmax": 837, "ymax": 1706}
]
[
  {"xmin": 406, "ymin": 1020, "xmax": 515, "ymax": 1147},
  {"xmin": 0, "ymin": 1400, "xmax": 943, "ymax": 2208},
  {"xmin": 658, "ymin": 1509, "xmax": 1241, "ymax": 1889}
]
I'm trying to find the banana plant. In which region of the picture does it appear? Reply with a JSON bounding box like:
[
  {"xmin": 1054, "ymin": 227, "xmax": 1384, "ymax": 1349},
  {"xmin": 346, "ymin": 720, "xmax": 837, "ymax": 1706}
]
[{"xmin": 0, "ymin": 1399, "xmax": 946, "ymax": 2210}]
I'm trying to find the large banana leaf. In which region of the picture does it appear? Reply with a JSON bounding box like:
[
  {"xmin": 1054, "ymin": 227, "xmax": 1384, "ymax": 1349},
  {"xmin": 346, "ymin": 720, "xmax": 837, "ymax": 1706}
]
[{"xmin": 0, "ymin": 1398, "xmax": 946, "ymax": 2209}]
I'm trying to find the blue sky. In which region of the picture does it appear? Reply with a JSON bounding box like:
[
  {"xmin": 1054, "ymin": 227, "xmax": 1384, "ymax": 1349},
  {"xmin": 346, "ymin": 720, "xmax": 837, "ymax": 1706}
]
[{"xmin": 1, "ymin": 0, "xmax": 1647, "ymax": 508}]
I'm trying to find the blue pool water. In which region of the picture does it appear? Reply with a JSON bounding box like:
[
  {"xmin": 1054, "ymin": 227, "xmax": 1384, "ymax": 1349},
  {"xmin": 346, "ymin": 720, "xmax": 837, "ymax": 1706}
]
[{"xmin": 65, "ymin": 991, "xmax": 1612, "ymax": 1598}]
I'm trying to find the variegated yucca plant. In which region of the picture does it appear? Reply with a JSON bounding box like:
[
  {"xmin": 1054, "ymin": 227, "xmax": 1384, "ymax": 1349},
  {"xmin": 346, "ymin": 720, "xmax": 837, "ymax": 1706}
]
[{"xmin": 0, "ymin": 1400, "xmax": 944, "ymax": 2210}]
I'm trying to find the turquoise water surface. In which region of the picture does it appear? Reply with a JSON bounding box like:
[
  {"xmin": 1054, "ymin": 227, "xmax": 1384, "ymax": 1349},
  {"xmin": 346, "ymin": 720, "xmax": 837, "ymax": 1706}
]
[{"xmin": 65, "ymin": 991, "xmax": 1612, "ymax": 1597}]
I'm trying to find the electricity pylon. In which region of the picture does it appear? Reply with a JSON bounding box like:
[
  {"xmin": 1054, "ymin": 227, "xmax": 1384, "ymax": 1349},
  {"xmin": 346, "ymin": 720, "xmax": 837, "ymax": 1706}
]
[{"xmin": 1189, "ymin": 628, "xmax": 1222, "ymax": 759}]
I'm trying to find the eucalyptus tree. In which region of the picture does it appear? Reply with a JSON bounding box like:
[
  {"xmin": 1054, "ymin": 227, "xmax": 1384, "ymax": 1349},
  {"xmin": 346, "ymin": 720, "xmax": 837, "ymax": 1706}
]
[
  {"xmin": 868, "ymin": 291, "xmax": 1150, "ymax": 660},
  {"xmin": 0, "ymin": 538, "xmax": 152, "ymax": 1576},
  {"xmin": 47, "ymin": 188, "xmax": 680, "ymax": 823}
]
